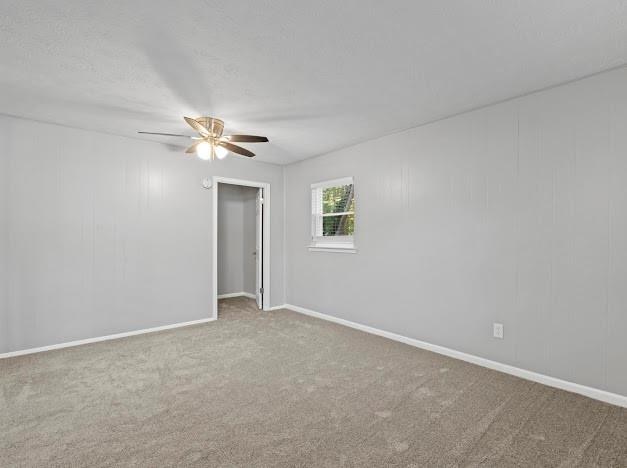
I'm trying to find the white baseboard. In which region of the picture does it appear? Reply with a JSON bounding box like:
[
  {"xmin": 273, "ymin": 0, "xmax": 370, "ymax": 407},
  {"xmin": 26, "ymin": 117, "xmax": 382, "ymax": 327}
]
[
  {"xmin": 267, "ymin": 304, "xmax": 287, "ymax": 311},
  {"xmin": 218, "ymin": 292, "xmax": 256, "ymax": 300},
  {"xmin": 0, "ymin": 317, "xmax": 215, "ymax": 359},
  {"xmin": 283, "ymin": 304, "xmax": 627, "ymax": 408}
]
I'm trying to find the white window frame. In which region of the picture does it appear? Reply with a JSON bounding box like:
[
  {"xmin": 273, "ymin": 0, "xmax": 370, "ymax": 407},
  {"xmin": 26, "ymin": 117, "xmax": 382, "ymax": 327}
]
[{"xmin": 309, "ymin": 177, "xmax": 356, "ymax": 253}]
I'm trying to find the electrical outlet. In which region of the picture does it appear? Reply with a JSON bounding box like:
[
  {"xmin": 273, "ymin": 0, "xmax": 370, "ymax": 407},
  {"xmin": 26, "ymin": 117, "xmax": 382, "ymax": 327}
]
[{"xmin": 493, "ymin": 323, "xmax": 504, "ymax": 339}]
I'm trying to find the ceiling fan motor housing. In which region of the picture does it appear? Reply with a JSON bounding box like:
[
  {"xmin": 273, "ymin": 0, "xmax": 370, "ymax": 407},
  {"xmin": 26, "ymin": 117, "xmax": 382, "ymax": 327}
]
[{"xmin": 196, "ymin": 117, "xmax": 224, "ymax": 137}]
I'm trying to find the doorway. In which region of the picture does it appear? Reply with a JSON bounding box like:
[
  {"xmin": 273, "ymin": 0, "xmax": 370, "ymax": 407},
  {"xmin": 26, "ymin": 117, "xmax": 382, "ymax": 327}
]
[{"xmin": 212, "ymin": 177, "xmax": 270, "ymax": 320}]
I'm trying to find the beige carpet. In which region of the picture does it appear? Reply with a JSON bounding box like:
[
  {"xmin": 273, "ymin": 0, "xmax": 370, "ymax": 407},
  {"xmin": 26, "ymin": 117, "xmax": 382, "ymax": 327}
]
[{"xmin": 1, "ymin": 297, "xmax": 625, "ymax": 467}]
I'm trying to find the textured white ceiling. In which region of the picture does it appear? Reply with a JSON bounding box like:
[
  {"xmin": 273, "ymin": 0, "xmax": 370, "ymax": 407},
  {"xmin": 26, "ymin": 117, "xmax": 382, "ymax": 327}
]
[{"xmin": 1, "ymin": 1, "xmax": 626, "ymax": 164}]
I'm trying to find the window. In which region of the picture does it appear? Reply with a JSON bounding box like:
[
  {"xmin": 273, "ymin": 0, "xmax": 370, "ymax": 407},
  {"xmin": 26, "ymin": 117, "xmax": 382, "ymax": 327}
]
[{"xmin": 310, "ymin": 177, "xmax": 356, "ymax": 252}]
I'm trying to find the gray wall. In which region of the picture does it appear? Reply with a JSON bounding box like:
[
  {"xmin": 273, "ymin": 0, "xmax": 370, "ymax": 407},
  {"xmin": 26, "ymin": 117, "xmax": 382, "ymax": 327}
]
[
  {"xmin": 285, "ymin": 67, "xmax": 627, "ymax": 396},
  {"xmin": 0, "ymin": 115, "xmax": 285, "ymax": 353},
  {"xmin": 217, "ymin": 184, "xmax": 256, "ymax": 296}
]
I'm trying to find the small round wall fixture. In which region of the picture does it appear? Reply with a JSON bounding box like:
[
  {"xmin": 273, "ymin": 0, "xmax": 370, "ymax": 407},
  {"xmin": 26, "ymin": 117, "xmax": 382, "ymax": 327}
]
[
  {"xmin": 137, "ymin": 116, "xmax": 269, "ymax": 161},
  {"xmin": 202, "ymin": 178, "xmax": 212, "ymax": 189}
]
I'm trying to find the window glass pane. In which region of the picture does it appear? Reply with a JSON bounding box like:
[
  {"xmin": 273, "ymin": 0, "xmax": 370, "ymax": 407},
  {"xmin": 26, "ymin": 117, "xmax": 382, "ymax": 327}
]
[
  {"xmin": 322, "ymin": 213, "xmax": 355, "ymax": 236},
  {"xmin": 322, "ymin": 184, "xmax": 354, "ymax": 214}
]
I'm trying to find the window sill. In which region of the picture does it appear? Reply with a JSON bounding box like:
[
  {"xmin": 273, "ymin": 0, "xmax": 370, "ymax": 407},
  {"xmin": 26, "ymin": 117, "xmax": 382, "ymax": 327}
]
[{"xmin": 308, "ymin": 244, "xmax": 357, "ymax": 254}]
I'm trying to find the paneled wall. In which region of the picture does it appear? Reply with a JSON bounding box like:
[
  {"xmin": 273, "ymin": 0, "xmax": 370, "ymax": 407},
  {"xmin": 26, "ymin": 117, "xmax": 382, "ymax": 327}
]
[
  {"xmin": 285, "ymin": 67, "xmax": 627, "ymax": 396},
  {"xmin": 0, "ymin": 116, "xmax": 285, "ymax": 353}
]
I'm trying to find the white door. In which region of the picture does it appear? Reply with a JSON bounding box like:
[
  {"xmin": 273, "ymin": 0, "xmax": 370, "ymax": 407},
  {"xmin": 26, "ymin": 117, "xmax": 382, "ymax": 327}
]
[{"xmin": 255, "ymin": 188, "xmax": 263, "ymax": 309}]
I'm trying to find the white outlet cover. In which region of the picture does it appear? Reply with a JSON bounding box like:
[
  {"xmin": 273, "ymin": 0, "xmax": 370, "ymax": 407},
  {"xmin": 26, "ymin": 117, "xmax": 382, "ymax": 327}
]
[{"xmin": 493, "ymin": 323, "xmax": 504, "ymax": 339}]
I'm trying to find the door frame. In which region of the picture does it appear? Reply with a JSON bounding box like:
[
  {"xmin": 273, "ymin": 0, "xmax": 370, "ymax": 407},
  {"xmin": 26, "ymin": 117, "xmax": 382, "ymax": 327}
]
[{"xmin": 212, "ymin": 177, "xmax": 271, "ymax": 319}]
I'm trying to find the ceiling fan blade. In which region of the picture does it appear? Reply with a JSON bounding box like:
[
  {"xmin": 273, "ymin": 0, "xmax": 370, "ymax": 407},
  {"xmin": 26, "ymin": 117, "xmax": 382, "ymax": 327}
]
[
  {"xmin": 223, "ymin": 135, "xmax": 269, "ymax": 143},
  {"xmin": 185, "ymin": 141, "xmax": 201, "ymax": 154},
  {"xmin": 184, "ymin": 116, "xmax": 210, "ymax": 137},
  {"xmin": 138, "ymin": 131, "xmax": 190, "ymax": 138},
  {"xmin": 218, "ymin": 141, "xmax": 255, "ymax": 158}
]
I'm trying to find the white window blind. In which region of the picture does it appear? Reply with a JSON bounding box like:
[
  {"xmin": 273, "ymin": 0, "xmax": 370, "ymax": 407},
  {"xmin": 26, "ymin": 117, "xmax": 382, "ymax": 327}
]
[{"xmin": 310, "ymin": 177, "xmax": 355, "ymax": 251}]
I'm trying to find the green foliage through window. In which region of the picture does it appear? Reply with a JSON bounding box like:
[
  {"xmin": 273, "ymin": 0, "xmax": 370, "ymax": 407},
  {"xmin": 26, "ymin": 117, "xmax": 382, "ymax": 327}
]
[{"xmin": 322, "ymin": 184, "xmax": 354, "ymax": 236}]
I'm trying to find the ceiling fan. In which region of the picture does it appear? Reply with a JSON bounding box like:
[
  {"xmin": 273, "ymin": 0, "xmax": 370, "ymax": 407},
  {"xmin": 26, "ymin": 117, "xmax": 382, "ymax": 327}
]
[{"xmin": 138, "ymin": 116, "xmax": 269, "ymax": 160}]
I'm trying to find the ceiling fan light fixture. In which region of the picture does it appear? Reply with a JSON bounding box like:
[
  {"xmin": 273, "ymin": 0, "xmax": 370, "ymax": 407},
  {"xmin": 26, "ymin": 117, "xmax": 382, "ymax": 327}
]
[
  {"xmin": 196, "ymin": 141, "xmax": 212, "ymax": 160},
  {"xmin": 215, "ymin": 145, "xmax": 228, "ymax": 160}
]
